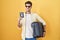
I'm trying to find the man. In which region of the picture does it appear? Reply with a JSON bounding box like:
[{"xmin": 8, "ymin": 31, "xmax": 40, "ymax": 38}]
[{"xmin": 18, "ymin": 1, "xmax": 46, "ymax": 40}]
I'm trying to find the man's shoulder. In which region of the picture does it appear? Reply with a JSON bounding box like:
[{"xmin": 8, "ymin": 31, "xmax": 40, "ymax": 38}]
[{"xmin": 31, "ymin": 12, "xmax": 40, "ymax": 17}]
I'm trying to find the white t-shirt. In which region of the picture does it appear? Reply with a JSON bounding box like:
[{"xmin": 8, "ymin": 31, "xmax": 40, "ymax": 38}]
[{"xmin": 25, "ymin": 13, "xmax": 33, "ymax": 38}]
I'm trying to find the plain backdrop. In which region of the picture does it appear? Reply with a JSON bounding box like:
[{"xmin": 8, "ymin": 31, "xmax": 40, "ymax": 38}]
[{"xmin": 0, "ymin": 0, "xmax": 60, "ymax": 40}]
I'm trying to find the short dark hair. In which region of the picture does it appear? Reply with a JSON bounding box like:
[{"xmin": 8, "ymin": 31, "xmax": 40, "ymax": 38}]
[{"xmin": 25, "ymin": 1, "xmax": 32, "ymax": 6}]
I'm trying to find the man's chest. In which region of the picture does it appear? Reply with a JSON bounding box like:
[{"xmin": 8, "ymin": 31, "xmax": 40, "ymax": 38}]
[{"xmin": 21, "ymin": 14, "xmax": 37, "ymax": 24}]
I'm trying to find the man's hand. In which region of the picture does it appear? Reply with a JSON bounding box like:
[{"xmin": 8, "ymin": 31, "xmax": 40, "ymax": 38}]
[
  {"xmin": 17, "ymin": 17, "xmax": 22, "ymax": 28},
  {"xmin": 18, "ymin": 23, "xmax": 20, "ymax": 28},
  {"xmin": 42, "ymin": 32, "xmax": 46, "ymax": 37},
  {"xmin": 43, "ymin": 25, "xmax": 46, "ymax": 37}
]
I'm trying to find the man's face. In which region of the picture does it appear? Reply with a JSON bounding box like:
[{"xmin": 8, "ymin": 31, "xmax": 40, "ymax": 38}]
[{"xmin": 25, "ymin": 4, "xmax": 32, "ymax": 12}]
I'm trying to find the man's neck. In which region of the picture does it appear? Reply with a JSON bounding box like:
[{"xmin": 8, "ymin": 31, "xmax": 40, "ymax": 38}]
[{"xmin": 26, "ymin": 11, "xmax": 31, "ymax": 14}]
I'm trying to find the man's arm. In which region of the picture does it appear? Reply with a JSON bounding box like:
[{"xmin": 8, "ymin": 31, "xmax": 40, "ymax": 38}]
[
  {"xmin": 35, "ymin": 14, "xmax": 46, "ymax": 36},
  {"xmin": 17, "ymin": 17, "xmax": 22, "ymax": 29},
  {"xmin": 35, "ymin": 14, "xmax": 46, "ymax": 26}
]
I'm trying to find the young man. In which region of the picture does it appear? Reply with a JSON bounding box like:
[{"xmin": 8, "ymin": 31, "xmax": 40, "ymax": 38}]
[{"xmin": 18, "ymin": 1, "xmax": 46, "ymax": 40}]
